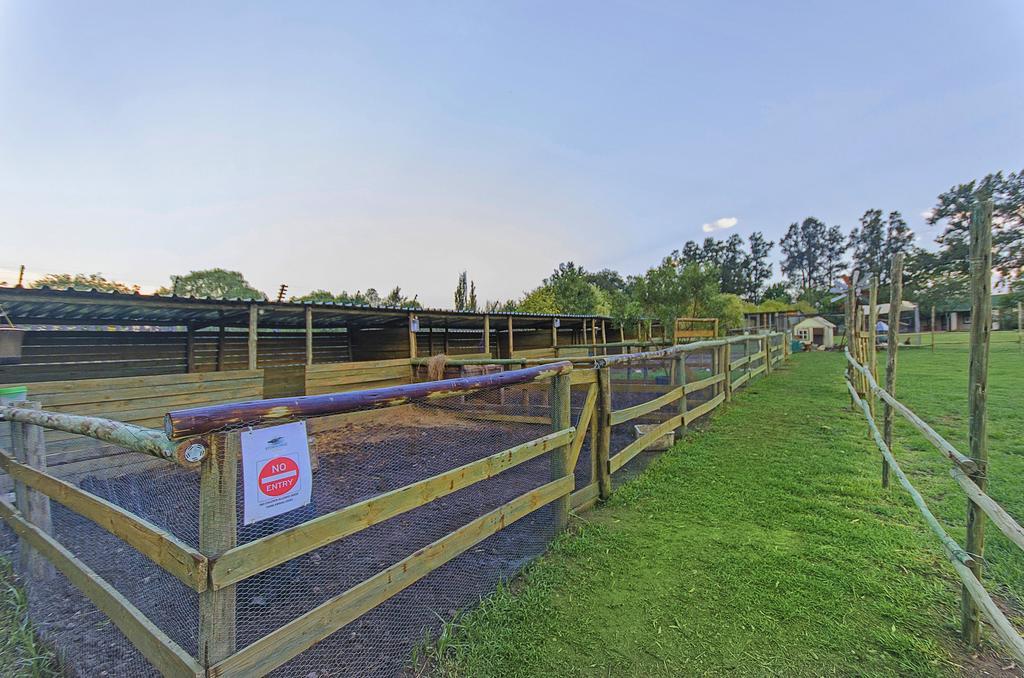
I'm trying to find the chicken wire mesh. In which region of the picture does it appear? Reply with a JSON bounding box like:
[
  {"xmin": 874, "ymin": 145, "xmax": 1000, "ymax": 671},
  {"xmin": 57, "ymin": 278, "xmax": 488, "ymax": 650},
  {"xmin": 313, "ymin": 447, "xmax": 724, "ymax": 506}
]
[
  {"xmin": 0, "ymin": 424, "xmax": 199, "ymax": 677},
  {"xmin": 209, "ymin": 378, "xmax": 568, "ymax": 677}
]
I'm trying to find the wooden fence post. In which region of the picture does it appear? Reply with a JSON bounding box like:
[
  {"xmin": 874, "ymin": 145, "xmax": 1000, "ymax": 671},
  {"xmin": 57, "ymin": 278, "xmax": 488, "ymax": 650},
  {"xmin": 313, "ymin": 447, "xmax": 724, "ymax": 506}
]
[
  {"xmin": 1018, "ymin": 301, "xmax": 1022, "ymax": 354},
  {"xmin": 674, "ymin": 353, "xmax": 687, "ymax": 437},
  {"xmin": 882, "ymin": 255, "xmax": 905, "ymax": 489},
  {"xmin": 868, "ymin": 275, "xmax": 879, "ymax": 427},
  {"xmin": 846, "ymin": 272, "xmax": 859, "ymax": 407},
  {"xmin": 723, "ymin": 344, "xmax": 733, "ymax": 402},
  {"xmin": 931, "ymin": 306, "xmax": 937, "ymax": 353},
  {"xmin": 483, "ymin": 314, "xmax": 490, "ymax": 357},
  {"xmin": 762, "ymin": 336, "xmax": 771, "ymax": 376},
  {"xmin": 305, "ymin": 306, "xmax": 314, "ymax": 366},
  {"xmin": 596, "ymin": 367, "xmax": 613, "ymax": 500},
  {"xmin": 199, "ymin": 431, "xmax": 239, "ymax": 667},
  {"xmin": 12, "ymin": 402, "xmax": 53, "ymax": 581},
  {"xmin": 247, "ymin": 304, "xmax": 259, "ymax": 371},
  {"xmin": 962, "ymin": 198, "xmax": 993, "ymax": 646},
  {"xmin": 550, "ymin": 371, "xmax": 572, "ymax": 531}
]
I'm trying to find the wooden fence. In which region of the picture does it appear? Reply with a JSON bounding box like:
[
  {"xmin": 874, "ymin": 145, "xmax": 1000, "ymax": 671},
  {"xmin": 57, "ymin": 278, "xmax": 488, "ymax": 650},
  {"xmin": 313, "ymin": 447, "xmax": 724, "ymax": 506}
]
[{"xmin": 0, "ymin": 332, "xmax": 788, "ymax": 676}]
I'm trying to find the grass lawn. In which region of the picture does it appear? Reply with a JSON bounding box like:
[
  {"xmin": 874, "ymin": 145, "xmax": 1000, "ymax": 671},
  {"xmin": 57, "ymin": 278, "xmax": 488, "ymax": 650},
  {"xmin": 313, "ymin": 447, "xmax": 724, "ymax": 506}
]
[
  {"xmin": 427, "ymin": 342, "xmax": 1024, "ymax": 677},
  {"xmin": 0, "ymin": 560, "xmax": 56, "ymax": 677}
]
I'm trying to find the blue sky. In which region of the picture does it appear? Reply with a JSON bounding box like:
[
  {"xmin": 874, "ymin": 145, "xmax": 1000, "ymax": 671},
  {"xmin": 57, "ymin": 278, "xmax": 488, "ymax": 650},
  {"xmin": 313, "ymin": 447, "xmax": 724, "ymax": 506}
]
[{"xmin": 1, "ymin": 1, "xmax": 1022, "ymax": 306}]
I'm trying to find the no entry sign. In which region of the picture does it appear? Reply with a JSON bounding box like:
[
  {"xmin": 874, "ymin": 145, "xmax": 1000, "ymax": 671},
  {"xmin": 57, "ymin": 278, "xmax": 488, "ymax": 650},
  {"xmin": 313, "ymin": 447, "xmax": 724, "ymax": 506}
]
[
  {"xmin": 258, "ymin": 456, "xmax": 299, "ymax": 497},
  {"xmin": 241, "ymin": 421, "xmax": 313, "ymax": 525}
]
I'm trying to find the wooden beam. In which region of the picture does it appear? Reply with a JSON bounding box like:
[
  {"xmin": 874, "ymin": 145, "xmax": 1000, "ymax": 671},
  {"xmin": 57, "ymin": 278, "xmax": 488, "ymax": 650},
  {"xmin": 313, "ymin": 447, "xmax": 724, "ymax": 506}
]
[
  {"xmin": 407, "ymin": 313, "xmax": 418, "ymax": 359},
  {"xmin": 0, "ymin": 448, "xmax": 207, "ymax": 591},
  {"xmin": 962, "ymin": 197, "xmax": 993, "ymax": 646},
  {"xmin": 165, "ymin": 361, "xmax": 573, "ymax": 438},
  {"xmin": 550, "ymin": 370, "xmax": 572, "ymax": 531},
  {"xmin": 882, "ymin": 257, "xmax": 902, "ymax": 488},
  {"xmin": 609, "ymin": 386, "xmax": 683, "ymax": 426},
  {"xmin": 0, "ymin": 498, "xmax": 203, "ymax": 677},
  {"xmin": 609, "ymin": 413, "xmax": 683, "ymax": 474},
  {"xmin": 551, "ymin": 318, "xmax": 558, "ymax": 348},
  {"xmin": 596, "ymin": 367, "xmax": 612, "ymax": 499},
  {"xmin": 199, "ymin": 432, "xmax": 238, "ymax": 667},
  {"xmin": 247, "ymin": 304, "xmax": 258, "ymax": 371},
  {"xmin": 506, "ymin": 317, "xmax": 514, "ymax": 357},
  {"xmin": 11, "ymin": 402, "xmax": 52, "ymax": 580},
  {"xmin": 483, "ymin": 314, "xmax": 490, "ymax": 356},
  {"xmin": 305, "ymin": 306, "xmax": 313, "ymax": 367},
  {"xmin": 209, "ymin": 428, "xmax": 574, "ymax": 589},
  {"xmin": 208, "ymin": 476, "xmax": 572, "ymax": 678},
  {"xmin": 868, "ymin": 275, "xmax": 878, "ymax": 424}
]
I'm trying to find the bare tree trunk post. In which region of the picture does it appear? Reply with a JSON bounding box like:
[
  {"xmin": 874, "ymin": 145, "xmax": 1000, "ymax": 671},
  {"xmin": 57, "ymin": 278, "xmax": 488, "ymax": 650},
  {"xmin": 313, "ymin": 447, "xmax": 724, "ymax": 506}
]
[
  {"xmin": 883, "ymin": 256, "xmax": 904, "ymax": 489},
  {"xmin": 962, "ymin": 198, "xmax": 993, "ymax": 646},
  {"xmin": 846, "ymin": 271, "xmax": 860, "ymax": 407},
  {"xmin": 247, "ymin": 304, "xmax": 258, "ymax": 371},
  {"xmin": 868, "ymin": 276, "xmax": 879, "ymax": 429},
  {"xmin": 931, "ymin": 306, "xmax": 937, "ymax": 352}
]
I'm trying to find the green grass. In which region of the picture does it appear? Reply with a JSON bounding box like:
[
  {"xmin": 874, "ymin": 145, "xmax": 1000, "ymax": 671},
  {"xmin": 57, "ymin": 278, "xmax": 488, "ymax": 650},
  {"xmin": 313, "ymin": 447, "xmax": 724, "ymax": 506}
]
[
  {"xmin": 427, "ymin": 344, "xmax": 1024, "ymax": 677},
  {"xmin": 0, "ymin": 560, "xmax": 56, "ymax": 677}
]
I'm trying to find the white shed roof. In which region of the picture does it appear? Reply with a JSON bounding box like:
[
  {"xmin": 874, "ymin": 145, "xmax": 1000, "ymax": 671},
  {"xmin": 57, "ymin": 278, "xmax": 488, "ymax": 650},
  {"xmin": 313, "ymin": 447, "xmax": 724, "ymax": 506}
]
[
  {"xmin": 794, "ymin": 316, "xmax": 836, "ymax": 330},
  {"xmin": 860, "ymin": 300, "xmax": 917, "ymax": 316}
]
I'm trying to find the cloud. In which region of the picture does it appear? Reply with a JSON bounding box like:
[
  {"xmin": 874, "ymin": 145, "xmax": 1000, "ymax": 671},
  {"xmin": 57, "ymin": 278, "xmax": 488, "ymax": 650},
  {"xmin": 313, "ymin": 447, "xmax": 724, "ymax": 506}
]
[
  {"xmin": 920, "ymin": 209, "xmax": 934, "ymax": 220},
  {"xmin": 702, "ymin": 217, "xmax": 738, "ymax": 233}
]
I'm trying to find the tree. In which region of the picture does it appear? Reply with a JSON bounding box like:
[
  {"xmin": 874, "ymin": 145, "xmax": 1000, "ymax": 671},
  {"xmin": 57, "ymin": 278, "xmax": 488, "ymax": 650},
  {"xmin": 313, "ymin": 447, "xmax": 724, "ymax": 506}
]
[
  {"xmin": 761, "ymin": 282, "xmax": 792, "ymax": 303},
  {"xmin": 848, "ymin": 209, "xmax": 914, "ymax": 283},
  {"xmin": 927, "ymin": 170, "xmax": 1023, "ymax": 281},
  {"xmin": 454, "ymin": 272, "xmax": 470, "ymax": 311},
  {"xmin": 745, "ymin": 231, "xmax": 774, "ymax": 301},
  {"xmin": 291, "ymin": 286, "xmax": 420, "ymax": 308},
  {"xmin": 157, "ymin": 269, "xmax": 265, "ymax": 300},
  {"xmin": 585, "ymin": 269, "xmax": 627, "ymax": 295},
  {"xmin": 543, "ymin": 262, "xmax": 603, "ymax": 314},
  {"xmin": 32, "ymin": 273, "xmax": 140, "ymax": 294},
  {"xmin": 780, "ymin": 217, "xmax": 846, "ymax": 293},
  {"xmin": 382, "ymin": 286, "xmax": 421, "ymax": 308},
  {"xmin": 674, "ymin": 232, "xmax": 774, "ymax": 302},
  {"xmin": 468, "ymin": 281, "xmax": 477, "ymax": 312},
  {"xmin": 517, "ymin": 286, "xmax": 559, "ymax": 314}
]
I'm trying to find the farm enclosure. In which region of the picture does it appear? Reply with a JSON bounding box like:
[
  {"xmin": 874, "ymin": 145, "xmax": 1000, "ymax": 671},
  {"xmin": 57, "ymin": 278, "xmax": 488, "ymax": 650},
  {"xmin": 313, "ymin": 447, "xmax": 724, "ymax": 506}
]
[{"xmin": 0, "ymin": 332, "xmax": 787, "ymax": 676}]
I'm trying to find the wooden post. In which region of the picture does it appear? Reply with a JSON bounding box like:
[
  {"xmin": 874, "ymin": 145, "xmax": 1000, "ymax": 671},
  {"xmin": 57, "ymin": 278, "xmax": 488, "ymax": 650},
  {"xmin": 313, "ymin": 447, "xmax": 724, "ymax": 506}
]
[
  {"xmin": 549, "ymin": 371, "xmax": 572, "ymax": 531},
  {"xmin": 407, "ymin": 314, "xmax": 418, "ymax": 359},
  {"xmin": 591, "ymin": 319, "xmax": 597, "ymax": 346},
  {"xmin": 186, "ymin": 325, "xmax": 196, "ymax": 374},
  {"xmin": 962, "ymin": 198, "xmax": 993, "ymax": 647},
  {"xmin": 247, "ymin": 304, "xmax": 258, "ymax": 371},
  {"xmin": 506, "ymin": 317, "xmax": 514, "ymax": 357},
  {"xmin": 931, "ymin": 306, "xmax": 937, "ymax": 352},
  {"xmin": 762, "ymin": 335, "xmax": 771, "ymax": 376},
  {"xmin": 723, "ymin": 343, "xmax": 733, "ymax": 402},
  {"xmin": 868, "ymin": 276, "xmax": 879, "ymax": 424},
  {"xmin": 483, "ymin": 314, "xmax": 491, "ymax": 356},
  {"xmin": 12, "ymin": 402, "xmax": 52, "ymax": 581},
  {"xmin": 199, "ymin": 431, "xmax": 239, "ymax": 666},
  {"xmin": 596, "ymin": 367, "xmax": 613, "ymax": 500},
  {"xmin": 551, "ymin": 318, "xmax": 558, "ymax": 349},
  {"xmin": 674, "ymin": 353, "xmax": 687, "ymax": 437},
  {"xmin": 305, "ymin": 306, "xmax": 314, "ymax": 366},
  {"xmin": 882, "ymin": 255, "xmax": 904, "ymax": 489},
  {"xmin": 444, "ymin": 321, "xmax": 450, "ymax": 354},
  {"xmin": 601, "ymin": 320, "xmax": 607, "ymax": 355},
  {"xmin": 216, "ymin": 313, "xmax": 226, "ymax": 372},
  {"xmin": 846, "ymin": 271, "xmax": 860, "ymax": 406},
  {"xmin": 1018, "ymin": 301, "xmax": 1022, "ymax": 354}
]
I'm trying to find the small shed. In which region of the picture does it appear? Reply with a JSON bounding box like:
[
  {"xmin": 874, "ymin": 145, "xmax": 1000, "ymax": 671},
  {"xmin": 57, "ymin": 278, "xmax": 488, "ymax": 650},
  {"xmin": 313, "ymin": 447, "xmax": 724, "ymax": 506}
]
[{"xmin": 793, "ymin": 316, "xmax": 836, "ymax": 348}]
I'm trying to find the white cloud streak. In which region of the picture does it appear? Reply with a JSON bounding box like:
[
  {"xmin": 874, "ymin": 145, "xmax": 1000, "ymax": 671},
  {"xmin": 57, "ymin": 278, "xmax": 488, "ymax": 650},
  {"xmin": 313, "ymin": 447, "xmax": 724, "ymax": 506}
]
[{"xmin": 702, "ymin": 217, "xmax": 738, "ymax": 233}]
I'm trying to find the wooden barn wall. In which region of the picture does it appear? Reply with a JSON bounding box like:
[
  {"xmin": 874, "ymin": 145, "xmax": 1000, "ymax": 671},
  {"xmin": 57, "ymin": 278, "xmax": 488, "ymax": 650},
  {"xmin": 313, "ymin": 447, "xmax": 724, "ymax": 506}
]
[
  {"xmin": 0, "ymin": 330, "xmax": 351, "ymax": 384},
  {"xmin": 1, "ymin": 370, "xmax": 263, "ymax": 478},
  {"xmin": 348, "ymin": 327, "xmax": 409, "ymax": 362}
]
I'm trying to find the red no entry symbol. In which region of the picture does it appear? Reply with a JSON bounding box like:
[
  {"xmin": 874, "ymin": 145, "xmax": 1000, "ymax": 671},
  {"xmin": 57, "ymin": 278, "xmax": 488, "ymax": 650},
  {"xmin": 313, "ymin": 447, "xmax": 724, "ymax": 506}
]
[{"xmin": 258, "ymin": 456, "xmax": 299, "ymax": 497}]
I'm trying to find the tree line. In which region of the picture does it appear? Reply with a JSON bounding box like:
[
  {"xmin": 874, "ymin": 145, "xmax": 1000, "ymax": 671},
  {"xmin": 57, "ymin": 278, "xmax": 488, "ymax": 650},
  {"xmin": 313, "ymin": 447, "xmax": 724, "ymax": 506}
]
[{"xmin": 19, "ymin": 169, "xmax": 1022, "ymax": 331}]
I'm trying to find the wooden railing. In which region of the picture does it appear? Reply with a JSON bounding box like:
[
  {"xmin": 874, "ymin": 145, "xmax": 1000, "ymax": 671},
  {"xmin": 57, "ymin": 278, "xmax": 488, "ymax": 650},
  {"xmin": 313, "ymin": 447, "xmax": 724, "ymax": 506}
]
[
  {"xmin": 0, "ymin": 334, "xmax": 790, "ymax": 676},
  {"xmin": 845, "ymin": 349, "xmax": 1024, "ymax": 662}
]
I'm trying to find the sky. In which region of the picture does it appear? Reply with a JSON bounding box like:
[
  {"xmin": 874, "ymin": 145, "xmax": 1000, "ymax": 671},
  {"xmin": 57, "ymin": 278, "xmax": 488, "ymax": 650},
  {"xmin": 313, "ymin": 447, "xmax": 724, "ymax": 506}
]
[{"xmin": 1, "ymin": 1, "xmax": 1022, "ymax": 307}]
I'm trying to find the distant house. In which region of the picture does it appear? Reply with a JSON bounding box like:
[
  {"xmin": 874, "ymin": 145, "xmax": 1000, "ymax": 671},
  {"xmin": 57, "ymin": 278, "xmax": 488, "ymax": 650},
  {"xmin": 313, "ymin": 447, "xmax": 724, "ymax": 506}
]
[
  {"xmin": 743, "ymin": 307, "xmax": 805, "ymax": 333},
  {"xmin": 793, "ymin": 316, "xmax": 836, "ymax": 348},
  {"xmin": 915, "ymin": 293, "xmax": 1009, "ymax": 331}
]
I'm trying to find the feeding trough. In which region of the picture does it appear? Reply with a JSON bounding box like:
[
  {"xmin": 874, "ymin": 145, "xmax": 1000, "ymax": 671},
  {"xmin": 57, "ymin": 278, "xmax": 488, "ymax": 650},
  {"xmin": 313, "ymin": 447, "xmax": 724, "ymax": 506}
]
[{"xmin": 0, "ymin": 306, "xmax": 23, "ymax": 365}]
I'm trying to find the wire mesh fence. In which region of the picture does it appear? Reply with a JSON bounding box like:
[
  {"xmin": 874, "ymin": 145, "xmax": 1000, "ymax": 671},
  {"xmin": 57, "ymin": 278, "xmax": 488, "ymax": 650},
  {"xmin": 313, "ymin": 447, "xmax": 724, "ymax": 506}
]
[{"xmin": 0, "ymin": 334, "xmax": 787, "ymax": 677}]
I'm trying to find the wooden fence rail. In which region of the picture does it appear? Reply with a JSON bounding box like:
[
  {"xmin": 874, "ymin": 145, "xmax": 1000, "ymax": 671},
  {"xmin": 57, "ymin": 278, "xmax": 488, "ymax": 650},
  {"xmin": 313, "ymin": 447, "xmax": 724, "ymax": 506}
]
[
  {"xmin": 0, "ymin": 333, "xmax": 789, "ymax": 676},
  {"xmin": 844, "ymin": 351, "xmax": 1024, "ymax": 662}
]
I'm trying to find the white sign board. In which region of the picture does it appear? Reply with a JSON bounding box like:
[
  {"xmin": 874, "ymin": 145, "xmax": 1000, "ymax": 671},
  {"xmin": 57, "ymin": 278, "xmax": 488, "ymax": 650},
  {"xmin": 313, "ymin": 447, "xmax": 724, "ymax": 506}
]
[{"xmin": 241, "ymin": 421, "xmax": 313, "ymax": 525}]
